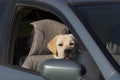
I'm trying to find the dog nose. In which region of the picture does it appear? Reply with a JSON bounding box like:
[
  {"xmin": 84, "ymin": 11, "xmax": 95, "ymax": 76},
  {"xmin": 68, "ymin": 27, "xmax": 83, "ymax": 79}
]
[{"xmin": 64, "ymin": 49, "xmax": 71, "ymax": 54}]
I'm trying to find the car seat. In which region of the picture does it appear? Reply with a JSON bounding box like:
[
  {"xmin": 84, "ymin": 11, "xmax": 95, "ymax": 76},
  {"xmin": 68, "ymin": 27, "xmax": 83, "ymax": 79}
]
[
  {"xmin": 106, "ymin": 26, "xmax": 120, "ymax": 65},
  {"xmin": 106, "ymin": 41, "xmax": 120, "ymax": 65},
  {"xmin": 21, "ymin": 19, "xmax": 68, "ymax": 72}
]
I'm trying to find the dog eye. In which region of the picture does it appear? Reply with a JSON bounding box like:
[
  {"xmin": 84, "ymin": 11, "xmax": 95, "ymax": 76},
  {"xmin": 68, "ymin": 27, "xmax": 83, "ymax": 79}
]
[
  {"xmin": 58, "ymin": 43, "xmax": 63, "ymax": 46},
  {"xmin": 70, "ymin": 43, "xmax": 75, "ymax": 45}
]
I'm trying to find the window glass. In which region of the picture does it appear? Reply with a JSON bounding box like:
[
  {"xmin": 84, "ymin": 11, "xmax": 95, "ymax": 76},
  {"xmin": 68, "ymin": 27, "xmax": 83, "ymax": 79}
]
[{"xmin": 73, "ymin": 4, "xmax": 120, "ymax": 66}]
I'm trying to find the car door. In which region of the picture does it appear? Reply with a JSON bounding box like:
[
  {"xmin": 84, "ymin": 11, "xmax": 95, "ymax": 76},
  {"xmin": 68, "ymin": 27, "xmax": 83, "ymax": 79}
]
[
  {"xmin": 0, "ymin": 0, "xmax": 114, "ymax": 80},
  {"xmin": 69, "ymin": 1, "xmax": 120, "ymax": 80}
]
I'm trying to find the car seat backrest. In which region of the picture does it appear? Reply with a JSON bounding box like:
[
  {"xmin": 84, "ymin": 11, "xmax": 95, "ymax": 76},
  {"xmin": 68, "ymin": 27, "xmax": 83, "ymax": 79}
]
[
  {"xmin": 21, "ymin": 19, "xmax": 69, "ymax": 70},
  {"xmin": 28, "ymin": 19, "xmax": 69, "ymax": 56}
]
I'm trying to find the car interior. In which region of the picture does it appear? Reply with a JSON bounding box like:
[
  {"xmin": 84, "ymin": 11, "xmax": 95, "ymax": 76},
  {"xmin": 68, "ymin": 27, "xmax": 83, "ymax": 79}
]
[
  {"xmin": 21, "ymin": 19, "xmax": 69, "ymax": 72},
  {"xmin": 13, "ymin": 6, "xmax": 64, "ymax": 65}
]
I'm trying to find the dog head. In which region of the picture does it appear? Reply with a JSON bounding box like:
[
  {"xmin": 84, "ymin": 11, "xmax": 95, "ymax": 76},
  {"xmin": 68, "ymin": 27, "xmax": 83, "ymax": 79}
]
[{"xmin": 47, "ymin": 34, "xmax": 80, "ymax": 59}]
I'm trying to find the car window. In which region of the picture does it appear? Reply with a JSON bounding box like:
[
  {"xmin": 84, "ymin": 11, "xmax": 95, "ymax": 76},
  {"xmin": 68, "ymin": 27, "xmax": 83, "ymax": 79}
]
[
  {"xmin": 72, "ymin": 4, "xmax": 120, "ymax": 66},
  {"xmin": 11, "ymin": 6, "xmax": 63, "ymax": 66}
]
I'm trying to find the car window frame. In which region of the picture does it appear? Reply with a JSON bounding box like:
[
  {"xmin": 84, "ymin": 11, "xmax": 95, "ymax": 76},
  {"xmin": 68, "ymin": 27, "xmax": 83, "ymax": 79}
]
[{"xmin": 0, "ymin": 0, "xmax": 16, "ymax": 64}]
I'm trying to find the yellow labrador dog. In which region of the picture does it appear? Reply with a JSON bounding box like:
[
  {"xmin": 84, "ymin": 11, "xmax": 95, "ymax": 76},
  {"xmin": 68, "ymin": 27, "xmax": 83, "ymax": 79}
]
[{"xmin": 47, "ymin": 34, "xmax": 80, "ymax": 59}]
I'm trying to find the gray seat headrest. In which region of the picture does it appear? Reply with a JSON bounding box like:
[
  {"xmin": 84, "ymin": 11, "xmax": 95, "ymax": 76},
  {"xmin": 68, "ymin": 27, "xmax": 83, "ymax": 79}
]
[{"xmin": 28, "ymin": 19, "xmax": 68, "ymax": 56}]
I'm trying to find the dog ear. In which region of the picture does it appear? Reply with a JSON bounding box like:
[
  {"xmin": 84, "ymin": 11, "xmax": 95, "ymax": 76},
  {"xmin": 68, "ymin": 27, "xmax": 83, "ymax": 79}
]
[{"xmin": 47, "ymin": 36, "xmax": 58, "ymax": 56}]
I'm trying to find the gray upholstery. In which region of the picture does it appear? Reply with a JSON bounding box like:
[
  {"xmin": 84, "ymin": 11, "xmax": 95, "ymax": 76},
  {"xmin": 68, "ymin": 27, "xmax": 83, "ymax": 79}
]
[
  {"xmin": 22, "ymin": 19, "xmax": 68, "ymax": 72},
  {"xmin": 106, "ymin": 41, "xmax": 120, "ymax": 55},
  {"xmin": 106, "ymin": 42, "xmax": 120, "ymax": 65},
  {"xmin": 106, "ymin": 26, "xmax": 120, "ymax": 65},
  {"xmin": 22, "ymin": 55, "xmax": 53, "ymax": 72}
]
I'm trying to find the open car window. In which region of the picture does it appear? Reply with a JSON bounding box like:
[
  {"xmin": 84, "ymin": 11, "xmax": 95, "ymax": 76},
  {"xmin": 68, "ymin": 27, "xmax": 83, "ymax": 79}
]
[{"xmin": 11, "ymin": 6, "xmax": 63, "ymax": 66}]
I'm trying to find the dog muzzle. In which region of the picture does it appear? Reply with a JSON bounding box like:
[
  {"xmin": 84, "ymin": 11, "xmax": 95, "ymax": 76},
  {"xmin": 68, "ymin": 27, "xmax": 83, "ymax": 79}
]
[{"xmin": 64, "ymin": 49, "xmax": 72, "ymax": 59}]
